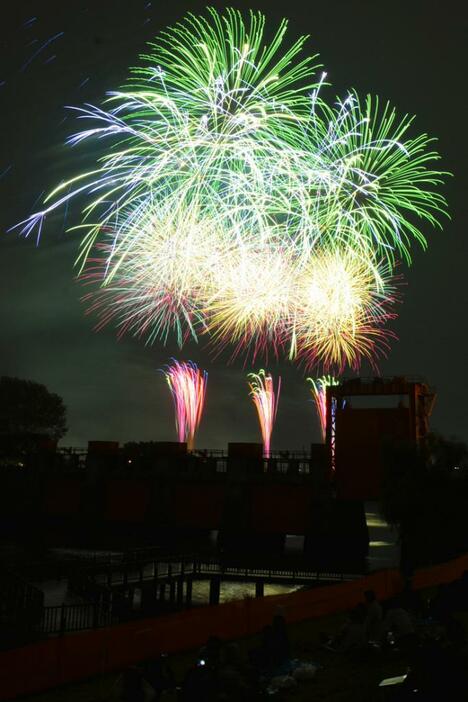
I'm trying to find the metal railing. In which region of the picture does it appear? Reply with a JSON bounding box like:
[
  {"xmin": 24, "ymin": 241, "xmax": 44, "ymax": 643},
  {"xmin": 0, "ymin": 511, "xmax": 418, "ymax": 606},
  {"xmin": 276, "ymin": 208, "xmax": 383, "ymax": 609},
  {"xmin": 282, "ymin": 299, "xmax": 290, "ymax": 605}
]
[
  {"xmin": 38, "ymin": 562, "xmax": 357, "ymax": 635},
  {"xmin": 35, "ymin": 602, "xmax": 112, "ymax": 635},
  {"xmin": 75, "ymin": 551, "xmax": 361, "ymax": 590},
  {"xmin": 339, "ymin": 374, "xmax": 427, "ymax": 384},
  {"xmin": 55, "ymin": 447, "xmax": 322, "ymax": 461},
  {"xmin": 0, "ymin": 571, "xmax": 44, "ymax": 625}
]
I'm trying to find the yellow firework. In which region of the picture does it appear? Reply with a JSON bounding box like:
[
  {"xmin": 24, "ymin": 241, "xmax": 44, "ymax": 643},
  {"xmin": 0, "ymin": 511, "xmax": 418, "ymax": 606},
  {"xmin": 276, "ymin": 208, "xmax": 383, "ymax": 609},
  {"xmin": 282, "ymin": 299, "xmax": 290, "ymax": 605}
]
[
  {"xmin": 205, "ymin": 246, "xmax": 294, "ymax": 357},
  {"xmin": 82, "ymin": 202, "xmax": 222, "ymax": 345},
  {"xmin": 291, "ymin": 250, "xmax": 397, "ymax": 369}
]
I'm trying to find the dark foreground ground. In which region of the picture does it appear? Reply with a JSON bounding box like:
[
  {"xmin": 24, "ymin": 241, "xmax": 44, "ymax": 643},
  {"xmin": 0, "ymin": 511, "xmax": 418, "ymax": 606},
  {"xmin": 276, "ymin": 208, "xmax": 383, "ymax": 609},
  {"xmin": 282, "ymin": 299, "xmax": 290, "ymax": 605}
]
[{"xmin": 19, "ymin": 593, "xmax": 468, "ymax": 702}]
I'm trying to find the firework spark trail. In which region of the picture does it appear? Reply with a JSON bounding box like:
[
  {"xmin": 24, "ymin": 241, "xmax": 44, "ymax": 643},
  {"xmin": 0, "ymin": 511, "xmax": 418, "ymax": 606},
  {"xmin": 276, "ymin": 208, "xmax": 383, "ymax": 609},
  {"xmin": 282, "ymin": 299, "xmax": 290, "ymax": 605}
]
[
  {"xmin": 248, "ymin": 370, "xmax": 281, "ymax": 457},
  {"xmin": 0, "ymin": 165, "xmax": 12, "ymax": 180},
  {"xmin": 12, "ymin": 9, "xmax": 449, "ymax": 369},
  {"xmin": 21, "ymin": 31, "xmax": 64, "ymax": 72},
  {"xmin": 307, "ymin": 375, "xmax": 340, "ymax": 441},
  {"xmin": 161, "ymin": 360, "xmax": 207, "ymax": 450}
]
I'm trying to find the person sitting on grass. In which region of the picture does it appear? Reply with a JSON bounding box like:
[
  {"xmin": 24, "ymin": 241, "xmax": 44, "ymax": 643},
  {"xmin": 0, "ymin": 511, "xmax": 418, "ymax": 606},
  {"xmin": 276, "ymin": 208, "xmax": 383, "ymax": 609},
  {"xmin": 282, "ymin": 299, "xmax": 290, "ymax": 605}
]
[
  {"xmin": 429, "ymin": 582, "xmax": 457, "ymax": 626},
  {"xmin": 383, "ymin": 597, "xmax": 418, "ymax": 651},
  {"xmin": 121, "ymin": 666, "xmax": 145, "ymax": 702},
  {"xmin": 143, "ymin": 655, "xmax": 175, "ymax": 701},
  {"xmin": 217, "ymin": 642, "xmax": 253, "ymax": 701},
  {"xmin": 270, "ymin": 614, "xmax": 291, "ymax": 669},
  {"xmin": 364, "ymin": 590, "xmax": 383, "ymax": 644},
  {"xmin": 321, "ymin": 604, "xmax": 367, "ymax": 653},
  {"xmin": 399, "ymin": 578, "xmax": 425, "ymax": 619}
]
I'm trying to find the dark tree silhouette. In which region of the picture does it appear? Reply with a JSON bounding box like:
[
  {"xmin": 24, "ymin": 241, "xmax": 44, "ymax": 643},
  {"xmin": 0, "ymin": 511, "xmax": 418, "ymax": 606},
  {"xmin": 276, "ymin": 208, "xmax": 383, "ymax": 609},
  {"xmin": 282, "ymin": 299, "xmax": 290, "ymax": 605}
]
[
  {"xmin": 0, "ymin": 376, "xmax": 67, "ymax": 441},
  {"xmin": 382, "ymin": 434, "xmax": 468, "ymax": 572}
]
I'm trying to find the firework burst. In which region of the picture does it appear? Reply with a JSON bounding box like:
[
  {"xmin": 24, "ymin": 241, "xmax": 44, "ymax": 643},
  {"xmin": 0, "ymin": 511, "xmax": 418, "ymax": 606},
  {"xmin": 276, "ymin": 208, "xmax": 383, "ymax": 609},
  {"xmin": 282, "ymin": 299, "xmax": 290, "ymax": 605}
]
[
  {"xmin": 14, "ymin": 8, "xmax": 449, "ymax": 370},
  {"xmin": 291, "ymin": 249, "xmax": 400, "ymax": 370},
  {"xmin": 206, "ymin": 244, "xmax": 295, "ymax": 361}
]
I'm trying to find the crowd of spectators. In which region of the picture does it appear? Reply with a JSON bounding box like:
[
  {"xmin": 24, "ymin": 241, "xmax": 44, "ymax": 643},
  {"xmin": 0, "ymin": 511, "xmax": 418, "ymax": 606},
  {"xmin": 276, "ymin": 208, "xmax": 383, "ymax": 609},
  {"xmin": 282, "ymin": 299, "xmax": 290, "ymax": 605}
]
[
  {"xmin": 118, "ymin": 613, "xmax": 295, "ymax": 701},
  {"xmin": 321, "ymin": 574, "xmax": 468, "ymax": 700},
  {"xmin": 118, "ymin": 572, "xmax": 468, "ymax": 701}
]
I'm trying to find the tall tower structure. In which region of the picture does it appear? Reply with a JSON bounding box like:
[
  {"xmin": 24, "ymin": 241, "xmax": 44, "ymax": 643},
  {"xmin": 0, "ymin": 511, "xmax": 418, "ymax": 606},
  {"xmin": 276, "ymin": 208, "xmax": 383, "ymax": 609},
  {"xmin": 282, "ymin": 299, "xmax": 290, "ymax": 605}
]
[{"xmin": 326, "ymin": 377, "xmax": 436, "ymax": 500}]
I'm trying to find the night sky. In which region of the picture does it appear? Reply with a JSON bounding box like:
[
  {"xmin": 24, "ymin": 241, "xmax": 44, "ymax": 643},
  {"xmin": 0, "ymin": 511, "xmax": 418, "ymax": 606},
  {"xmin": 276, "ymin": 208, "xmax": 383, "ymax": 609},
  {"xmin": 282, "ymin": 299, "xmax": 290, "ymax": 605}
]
[{"xmin": 0, "ymin": 0, "xmax": 466, "ymax": 449}]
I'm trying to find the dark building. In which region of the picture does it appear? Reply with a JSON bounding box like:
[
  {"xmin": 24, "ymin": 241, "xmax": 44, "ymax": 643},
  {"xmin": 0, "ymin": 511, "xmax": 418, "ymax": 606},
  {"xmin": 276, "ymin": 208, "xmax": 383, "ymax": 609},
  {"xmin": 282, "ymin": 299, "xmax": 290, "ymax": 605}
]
[
  {"xmin": 327, "ymin": 376, "xmax": 436, "ymax": 500},
  {"xmin": 1, "ymin": 375, "xmax": 436, "ymax": 570},
  {"xmin": 0, "ymin": 438, "xmax": 368, "ymax": 570}
]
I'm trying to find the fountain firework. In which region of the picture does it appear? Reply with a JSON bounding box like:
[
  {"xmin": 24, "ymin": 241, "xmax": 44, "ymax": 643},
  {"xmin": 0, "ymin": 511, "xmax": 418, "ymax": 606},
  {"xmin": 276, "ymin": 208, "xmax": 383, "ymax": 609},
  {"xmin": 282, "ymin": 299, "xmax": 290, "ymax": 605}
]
[
  {"xmin": 307, "ymin": 375, "xmax": 340, "ymax": 441},
  {"xmin": 162, "ymin": 360, "xmax": 207, "ymax": 450},
  {"xmin": 248, "ymin": 370, "xmax": 281, "ymax": 457}
]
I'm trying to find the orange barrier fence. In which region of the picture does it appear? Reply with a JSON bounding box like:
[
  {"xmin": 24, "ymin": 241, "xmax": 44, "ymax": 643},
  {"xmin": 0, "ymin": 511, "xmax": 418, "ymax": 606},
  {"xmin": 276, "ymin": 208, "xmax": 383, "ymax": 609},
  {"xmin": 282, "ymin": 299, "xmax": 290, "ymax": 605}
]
[
  {"xmin": 0, "ymin": 555, "xmax": 467, "ymax": 700},
  {"xmin": 411, "ymin": 553, "xmax": 468, "ymax": 591}
]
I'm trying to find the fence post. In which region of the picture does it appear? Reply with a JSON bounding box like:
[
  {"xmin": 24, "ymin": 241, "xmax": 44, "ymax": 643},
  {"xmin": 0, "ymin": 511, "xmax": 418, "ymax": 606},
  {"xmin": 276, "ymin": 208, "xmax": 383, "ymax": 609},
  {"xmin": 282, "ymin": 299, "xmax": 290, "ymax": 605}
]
[
  {"xmin": 209, "ymin": 576, "xmax": 220, "ymax": 606},
  {"xmin": 169, "ymin": 580, "xmax": 176, "ymax": 605},
  {"xmin": 92, "ymin": 602, "xmax": 99, "ymax": 628},
  {"xmin": 59, "ymin": 604, "xmax": 66, "ymax": 636},
  {"xmin": 186, "ymin": 577, "xmax": 193, "ymax": 607},
  {"xmin": 176, "ymin": 576, "xmax": 184, "ymax": 607}
]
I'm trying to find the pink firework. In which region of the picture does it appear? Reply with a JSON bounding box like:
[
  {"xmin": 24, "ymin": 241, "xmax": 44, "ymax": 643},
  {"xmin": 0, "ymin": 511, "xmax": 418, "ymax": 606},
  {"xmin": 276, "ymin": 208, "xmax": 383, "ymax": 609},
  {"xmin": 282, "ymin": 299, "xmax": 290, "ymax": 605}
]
[
  {"xmin": 248, "ymin": 370, "xmax": 281, "ymax": 457},
  {"xmin": 307, "ymin": 375, "xmax": 339, "ymax": 441},
  {"xmin": 162, "ymin": 360, "xmax": 207, "ymax": 450}
]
